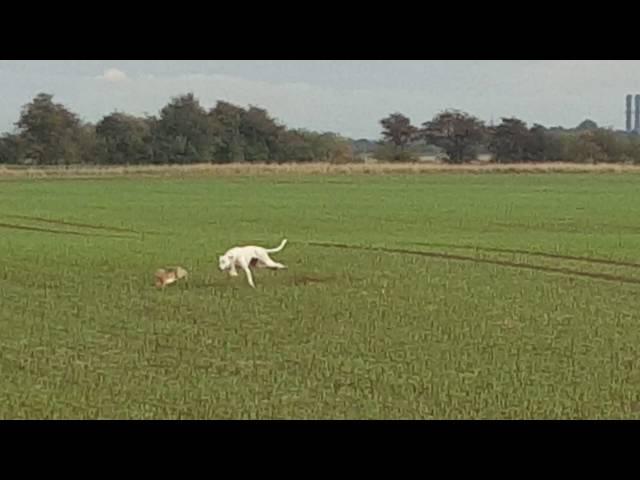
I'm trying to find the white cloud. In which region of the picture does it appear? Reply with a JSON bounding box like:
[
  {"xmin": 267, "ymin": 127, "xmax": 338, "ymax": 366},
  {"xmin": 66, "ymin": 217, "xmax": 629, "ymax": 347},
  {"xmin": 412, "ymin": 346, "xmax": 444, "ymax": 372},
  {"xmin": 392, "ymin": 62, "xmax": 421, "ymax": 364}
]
[{"xmin": 98, "ymin": 68, "xmax": 128, "ymax": 83}]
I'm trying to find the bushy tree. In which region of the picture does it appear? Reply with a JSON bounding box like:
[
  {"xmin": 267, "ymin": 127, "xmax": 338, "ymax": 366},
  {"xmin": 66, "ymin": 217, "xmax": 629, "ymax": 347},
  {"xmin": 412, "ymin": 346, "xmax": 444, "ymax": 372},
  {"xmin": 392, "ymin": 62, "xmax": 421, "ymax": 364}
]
[
  {"xmin": 488, "ymin": 117, "xmax": 530, "ymax": 163},
  {"xmin": 564, "ymin": 129, "xmax": 625, "ymax": 164},
  {"xmin": 0, "ymin": 134, "xmax": 20, "ymax": 164},
  {"xmin": 240, "ymin": 106, "xmax": 285, "ymax": 163},
  {"xmin": 153, "ymin": 93, "xmax": 219, "ymax": 164},
  {"xmin": 379, "ymin": 113, "xmax": 418, "ymax": 161},
  {"xmin": 209, "ymin": 101, "xmax": 245, "ymax": 163},
  {"xmin": 15, "ymin": 93, "xmax": 90, "ymax": 165},
  {"xmin": 421, "ymin": 110, "xmax": 486, "ymax": 164},
  {"xmin": 95, "ymin": 112, "xmax": 153, "ymax": 165}
]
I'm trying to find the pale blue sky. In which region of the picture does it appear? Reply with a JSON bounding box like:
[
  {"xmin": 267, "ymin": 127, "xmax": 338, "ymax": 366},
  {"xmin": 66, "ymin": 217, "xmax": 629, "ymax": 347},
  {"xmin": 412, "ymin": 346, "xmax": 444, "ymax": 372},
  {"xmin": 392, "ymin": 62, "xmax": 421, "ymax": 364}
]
[{"xmin": 1, "ymin": 60, "xmax": 639, "ymax": 139}]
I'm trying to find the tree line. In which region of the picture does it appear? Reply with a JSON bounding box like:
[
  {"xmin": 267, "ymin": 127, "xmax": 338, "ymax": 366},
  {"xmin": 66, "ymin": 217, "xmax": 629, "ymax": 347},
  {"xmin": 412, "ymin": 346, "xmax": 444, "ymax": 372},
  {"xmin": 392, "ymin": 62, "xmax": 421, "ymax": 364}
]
[
  {"xmin": 377, "ymin": 111, "xmax": 640, "ymax": 164},
  {"xmin": 2, "ymin": 93, "xmax": 640, "ymax": 165},
  {"xmin": 0, "ymin": 93, "xmax": 354, "ymax": 165}
]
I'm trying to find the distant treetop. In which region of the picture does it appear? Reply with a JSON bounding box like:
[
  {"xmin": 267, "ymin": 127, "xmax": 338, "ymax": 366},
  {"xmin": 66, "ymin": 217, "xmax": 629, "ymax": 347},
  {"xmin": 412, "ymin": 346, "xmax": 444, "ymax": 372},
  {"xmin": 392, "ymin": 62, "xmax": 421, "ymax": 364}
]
[{"xmin": 576, "ymin": 119, "xmax": 599, "ymax": 131}]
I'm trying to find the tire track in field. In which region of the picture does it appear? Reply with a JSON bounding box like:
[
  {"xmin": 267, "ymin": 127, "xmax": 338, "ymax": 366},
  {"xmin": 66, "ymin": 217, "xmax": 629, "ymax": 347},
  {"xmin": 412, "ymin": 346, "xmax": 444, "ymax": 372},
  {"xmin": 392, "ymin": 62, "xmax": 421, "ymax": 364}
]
[
  {"xmin": 306, "ymin": 241, "xmax": 640, "ymax": 286},
  {"xmin": 409, "ymin": 242, "xmax": 640, "ymax": 270},
  {"xmin": 492, "ymin": 221, "xmax": 640, "ymax": 235},
  {"xmin": 0, "ymin": 222, "xmax": 133, "ymax": 239},
  {"xmin": 1, "ymin": 214, "xmax": 158, "ymax": 235}
]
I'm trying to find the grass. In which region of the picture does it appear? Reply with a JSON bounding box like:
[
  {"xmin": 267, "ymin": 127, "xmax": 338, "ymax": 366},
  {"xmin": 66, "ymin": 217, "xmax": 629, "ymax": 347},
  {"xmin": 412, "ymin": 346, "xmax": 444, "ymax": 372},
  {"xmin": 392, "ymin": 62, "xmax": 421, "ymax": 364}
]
[{"xmin": 1, "ymin": 171, "xmax": 640, "ymax": 419}]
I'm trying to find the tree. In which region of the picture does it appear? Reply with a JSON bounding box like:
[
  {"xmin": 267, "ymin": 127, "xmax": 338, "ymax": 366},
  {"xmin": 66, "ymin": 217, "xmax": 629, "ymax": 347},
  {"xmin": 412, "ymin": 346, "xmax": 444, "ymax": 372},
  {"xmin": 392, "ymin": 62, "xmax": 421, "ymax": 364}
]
[
  {"xmin": 240, "ymin": 106, "xmax": 285, "ymax": 162},
  {"xmin": 95, "ymin": 112, "xmax": 153, "ymax": 165},
  {"xmin": 0, "ymin": 134, "xmax": 20, "ymax": 164},
  {"xmin": 77, "ymin": 124, "xmax": 98, "ymax": 165},
  {"xmin": 487, "ymin": 119, "xmax": 565, "ymax": 163},
  {"xmin": 488, "ymin": 117, "xmax": 530, "ymax": 163},
  {"xmin": 209, "ymin": 101, "xmax": 246, "ymax": 163},
  {"xmin": 575, "ymin": 119, "xmax": 599, "ymax": 131},
  {"xmin": 277, "ymin": 130, "xmax": 354, "ymax": 163},
  {"xmin": 313, "ymin": 132, "xmax": 354, "ymax": 164},
  {"xmin": 564, "ymin": 129, "xmax": 623, "ymax": 164},
  {"xmin": 421, "ymin": 110, "xmax": 486, "ymax": 164},
  {"xmin": 527, "ymin": 124, "xmax": 564, "ymax": 162},
  {"xmin": 277, "ymin": 130, "xmax": 316, "ymax": 162},
  {"xmin": 380, "ymin": 113, "xmax": 417, "ymax": 149},
  {"xmin": 566, "ymin": 134, "xmax": 606, "ymax": 164},
  {"xmin": 379, "ymin": 113, "xmax": 418, "ymax": 161},
  {"xmin": 624, "ymin": 135, "xmax": 640, "ymax": 164},
  {"xmin": 153, "ymin": 93, "xmax": 219, "ymax": 164},
  {"xmin": 15, "ymin": 93, "xmax": 89, "ymax": 165}
]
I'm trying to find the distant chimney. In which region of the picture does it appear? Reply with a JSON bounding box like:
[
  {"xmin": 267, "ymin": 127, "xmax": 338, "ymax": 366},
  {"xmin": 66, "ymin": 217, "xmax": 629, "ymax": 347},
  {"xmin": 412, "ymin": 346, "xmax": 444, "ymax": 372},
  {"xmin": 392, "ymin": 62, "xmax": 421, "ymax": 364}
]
[
  {"xmin": 627, "ymin": 95, "xmax": 633, "ymax": 133},
  {"xmin": 635, "ymin": 95, "xmax": 640, "ymax": 133}
]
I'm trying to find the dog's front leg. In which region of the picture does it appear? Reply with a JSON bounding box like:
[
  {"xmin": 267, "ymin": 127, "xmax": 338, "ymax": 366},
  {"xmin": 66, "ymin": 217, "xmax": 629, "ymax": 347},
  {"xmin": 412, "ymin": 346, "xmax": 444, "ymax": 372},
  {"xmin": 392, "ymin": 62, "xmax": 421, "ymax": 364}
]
[
  {"xmin": 229, "ymin": 262, "xmax": 239, "ymax": 277},
  {"xmin": 239, "ymin": 260, "xmax": 256, "ymax": 288}
]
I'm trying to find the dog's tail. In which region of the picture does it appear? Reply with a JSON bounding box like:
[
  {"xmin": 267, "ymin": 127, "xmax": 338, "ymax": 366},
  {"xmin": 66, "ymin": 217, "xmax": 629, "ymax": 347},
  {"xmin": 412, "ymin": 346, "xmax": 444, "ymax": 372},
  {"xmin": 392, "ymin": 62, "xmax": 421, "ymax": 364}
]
[{"xmin": 266, "ymin": 239, "xmax": 288, "ymax": 254}]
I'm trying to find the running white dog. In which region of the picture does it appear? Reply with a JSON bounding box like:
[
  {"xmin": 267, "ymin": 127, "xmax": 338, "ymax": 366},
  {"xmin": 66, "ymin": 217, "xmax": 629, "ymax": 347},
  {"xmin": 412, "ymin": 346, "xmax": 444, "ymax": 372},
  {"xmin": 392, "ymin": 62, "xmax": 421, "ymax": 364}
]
[{"xmin": 219, "ymin": 239, "xmax": 288, "ymax": 288}]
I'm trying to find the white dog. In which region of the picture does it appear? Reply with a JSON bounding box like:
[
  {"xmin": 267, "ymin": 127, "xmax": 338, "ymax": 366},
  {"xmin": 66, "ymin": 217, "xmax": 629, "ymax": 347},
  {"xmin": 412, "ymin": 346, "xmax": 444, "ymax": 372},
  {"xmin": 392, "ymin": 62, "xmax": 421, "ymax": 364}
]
[{"xmin": 219, "ymin": 239, "xmax": 288, "ymax": 288}]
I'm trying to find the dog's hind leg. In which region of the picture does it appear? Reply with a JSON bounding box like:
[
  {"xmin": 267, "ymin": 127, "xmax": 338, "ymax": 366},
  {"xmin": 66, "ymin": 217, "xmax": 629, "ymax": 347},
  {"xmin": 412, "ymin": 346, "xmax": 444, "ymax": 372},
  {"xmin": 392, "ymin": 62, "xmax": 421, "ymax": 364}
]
[
  {"xmin": 267, "ymin": 261, "xmax": 287, "ymax": 270},
  {"xmin": 258, "ymin": 252, "xmax": 287, "ymax": 270}
]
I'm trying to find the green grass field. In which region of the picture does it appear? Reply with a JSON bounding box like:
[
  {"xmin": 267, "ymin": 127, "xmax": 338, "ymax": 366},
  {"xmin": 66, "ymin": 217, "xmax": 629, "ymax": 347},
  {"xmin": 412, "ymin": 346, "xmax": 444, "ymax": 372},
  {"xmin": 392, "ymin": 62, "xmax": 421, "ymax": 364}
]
[{"xmin": 1, "ymin": 171, "xmax": 640, "ymax": 419}]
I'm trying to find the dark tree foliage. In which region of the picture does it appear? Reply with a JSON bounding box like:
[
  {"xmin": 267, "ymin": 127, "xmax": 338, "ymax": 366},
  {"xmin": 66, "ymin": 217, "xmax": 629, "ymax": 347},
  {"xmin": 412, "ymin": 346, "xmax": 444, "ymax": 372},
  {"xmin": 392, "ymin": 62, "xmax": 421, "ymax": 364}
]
[{"xmin": 421, "ymin": 110, "xmax": 486, "ymax": 164}]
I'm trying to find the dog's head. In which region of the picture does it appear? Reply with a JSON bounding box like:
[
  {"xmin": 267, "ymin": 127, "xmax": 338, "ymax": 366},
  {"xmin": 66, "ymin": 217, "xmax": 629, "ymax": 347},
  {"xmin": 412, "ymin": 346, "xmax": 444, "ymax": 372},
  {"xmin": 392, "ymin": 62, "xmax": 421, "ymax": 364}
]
[{"xmin": 218, "ymin": 255, "xmax": 232, "ymax": 271}]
